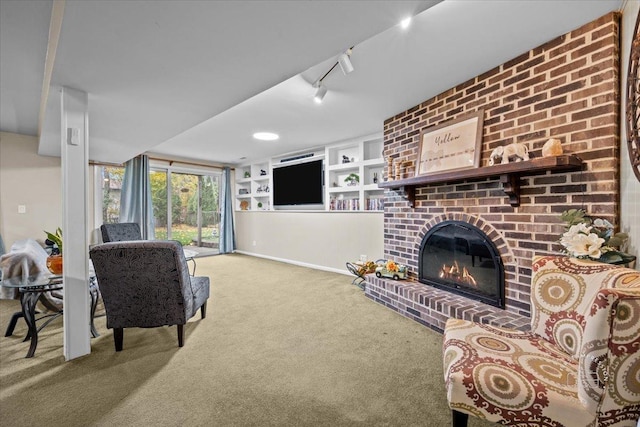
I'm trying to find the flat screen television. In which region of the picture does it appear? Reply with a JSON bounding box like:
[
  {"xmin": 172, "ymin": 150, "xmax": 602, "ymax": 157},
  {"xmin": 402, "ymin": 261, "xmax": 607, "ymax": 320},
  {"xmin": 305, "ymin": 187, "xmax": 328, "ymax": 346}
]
[{"xmin": 273, "ymin": 159, "xmax": 324, "ymax": 209}]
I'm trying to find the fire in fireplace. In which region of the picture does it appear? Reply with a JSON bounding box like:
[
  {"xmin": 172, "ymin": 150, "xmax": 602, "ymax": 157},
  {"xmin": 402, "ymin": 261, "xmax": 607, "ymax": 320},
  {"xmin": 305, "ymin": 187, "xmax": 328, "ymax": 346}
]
[{"xmin": 418, "ymin": 221, "xmax": 504, "ymax": 308}]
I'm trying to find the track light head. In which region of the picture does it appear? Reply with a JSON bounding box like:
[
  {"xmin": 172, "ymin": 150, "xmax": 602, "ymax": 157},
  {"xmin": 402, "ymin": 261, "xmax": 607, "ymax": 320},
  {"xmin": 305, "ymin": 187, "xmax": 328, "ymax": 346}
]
[
  {"xmin": 338, "ymin": 51, "xmax": 354, "ymax": 75},
  {"xmin": 314, "ymin": 83, "xmax": 327, "ymax": 104}
]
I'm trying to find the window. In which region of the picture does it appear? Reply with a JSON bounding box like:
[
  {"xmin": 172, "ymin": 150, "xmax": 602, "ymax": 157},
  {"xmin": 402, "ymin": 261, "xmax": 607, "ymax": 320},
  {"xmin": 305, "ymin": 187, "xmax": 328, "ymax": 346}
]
[{"xmin": 100, "ymin": 166, "xmax": 124, "ymax": 224}]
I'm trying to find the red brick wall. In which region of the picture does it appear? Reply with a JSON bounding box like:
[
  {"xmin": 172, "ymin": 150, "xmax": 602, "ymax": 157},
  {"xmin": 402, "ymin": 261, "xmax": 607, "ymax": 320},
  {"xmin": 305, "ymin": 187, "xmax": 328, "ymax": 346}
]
[{"xmin": 380, "ymin": 12, "xmax": 621, "ymax": 318}]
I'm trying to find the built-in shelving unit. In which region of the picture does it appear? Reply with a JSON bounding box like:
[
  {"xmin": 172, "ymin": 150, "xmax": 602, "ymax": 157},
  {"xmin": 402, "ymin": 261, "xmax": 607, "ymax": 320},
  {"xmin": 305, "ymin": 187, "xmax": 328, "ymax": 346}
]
[
  {"xmin": 234, "ymin": 135, "xmax": 385, "ymax": 212},
  {"xmin": 325, "ymin": 137, "xmax": 384, "ymax": 211},
  {"xmin": 235, "ymin": 161, "xmax": 271, "ymax": 211},
  {"xmin": 378, "ymin": 155, "xmax": 583, "ymax": 207}
]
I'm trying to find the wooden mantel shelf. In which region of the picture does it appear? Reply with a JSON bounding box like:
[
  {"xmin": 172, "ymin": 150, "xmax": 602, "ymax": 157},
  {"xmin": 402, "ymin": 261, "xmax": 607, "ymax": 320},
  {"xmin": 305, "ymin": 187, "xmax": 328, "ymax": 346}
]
[{"xmin": 378, "ymin": 154, "xmax": 583, "ymax": 207}]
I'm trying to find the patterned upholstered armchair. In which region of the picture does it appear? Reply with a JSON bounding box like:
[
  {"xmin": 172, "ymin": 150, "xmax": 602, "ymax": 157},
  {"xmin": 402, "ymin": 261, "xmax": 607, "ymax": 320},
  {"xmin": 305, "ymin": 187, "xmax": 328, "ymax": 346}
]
[
  {"xmin": 100, "ymin": 222, "xmax": 142, "ymax": 243},
  {"xmin": 443, "ymin": 256, "xmax": 640, "ymax": 427},
  {"xmin": 89, "ymin": 240, "xmax": 210, "ymax": 351}
]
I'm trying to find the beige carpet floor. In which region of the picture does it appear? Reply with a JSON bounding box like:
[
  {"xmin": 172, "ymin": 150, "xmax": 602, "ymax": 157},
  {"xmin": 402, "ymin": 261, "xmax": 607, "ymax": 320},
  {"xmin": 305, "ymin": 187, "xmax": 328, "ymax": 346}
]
[{"xmin": 0, "ymin": 254, "xmax": 495, "ymax": 426}]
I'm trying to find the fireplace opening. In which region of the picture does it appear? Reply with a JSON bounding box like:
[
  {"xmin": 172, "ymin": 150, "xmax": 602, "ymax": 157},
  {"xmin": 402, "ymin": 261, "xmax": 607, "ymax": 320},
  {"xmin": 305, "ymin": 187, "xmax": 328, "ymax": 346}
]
[{"xmin": 418, "ymin": 221, "xmax": 504, "ymax": 308}]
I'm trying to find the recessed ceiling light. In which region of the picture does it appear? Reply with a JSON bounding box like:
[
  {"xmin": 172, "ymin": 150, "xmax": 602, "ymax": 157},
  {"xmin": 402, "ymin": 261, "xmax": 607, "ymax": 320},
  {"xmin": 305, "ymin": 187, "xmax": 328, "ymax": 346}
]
[
  {"xmin": 253, "ymin": 132, "xmax": 279, "ymax": 141},
  {"xmin": 400, "ymin": 17, "xmax": 411, "ymax": 29}
]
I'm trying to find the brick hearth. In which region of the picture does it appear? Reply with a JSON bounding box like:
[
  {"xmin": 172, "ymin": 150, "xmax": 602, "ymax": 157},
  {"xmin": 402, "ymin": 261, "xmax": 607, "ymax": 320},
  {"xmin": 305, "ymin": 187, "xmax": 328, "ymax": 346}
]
[
  {"xmin": 366, "ymin": 276, "xmax": 530, "ymax": 333},
  {"xmin": 365, "ymin": 12, "xmax": 621, "ymax": 331}
]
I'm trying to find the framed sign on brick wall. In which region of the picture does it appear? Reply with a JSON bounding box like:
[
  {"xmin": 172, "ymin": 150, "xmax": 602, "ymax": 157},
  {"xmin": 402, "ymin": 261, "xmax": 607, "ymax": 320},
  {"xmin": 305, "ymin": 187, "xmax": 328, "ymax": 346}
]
[{"xmin": 416, "ymin": 109, "xmax": 484, "ymax": 176}]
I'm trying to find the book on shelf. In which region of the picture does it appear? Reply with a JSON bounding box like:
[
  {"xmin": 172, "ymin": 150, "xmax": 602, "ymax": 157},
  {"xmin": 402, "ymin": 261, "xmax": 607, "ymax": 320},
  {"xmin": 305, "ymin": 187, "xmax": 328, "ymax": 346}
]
[
  {"xmin": 366, "ymin": 198, "xmax": 384, "ymax": 211},
  {"xmin": 329, "ymin": 198, "xmax": 360, "ymax": 211}
]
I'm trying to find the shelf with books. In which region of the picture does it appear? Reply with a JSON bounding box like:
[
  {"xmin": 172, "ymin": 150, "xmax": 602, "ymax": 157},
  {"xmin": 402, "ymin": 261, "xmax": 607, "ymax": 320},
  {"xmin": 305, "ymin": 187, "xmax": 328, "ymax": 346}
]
[{"xmin": 325, "ymin": 136, "xmax": 384, "ymax": 212}]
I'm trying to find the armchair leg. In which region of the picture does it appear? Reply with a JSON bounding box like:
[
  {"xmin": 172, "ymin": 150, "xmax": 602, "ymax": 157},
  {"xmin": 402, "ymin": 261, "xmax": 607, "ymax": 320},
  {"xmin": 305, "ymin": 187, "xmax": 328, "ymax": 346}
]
[
  {"xmin": 113, "ymin": 328, "xmax": 124, "ymax": 352},
  {"xmin": 177, "ymin": 324, "xmax": 184, "ymax": 347},
  {"xmin": 200, "ymin": 302, "xmax": 207, "ymax": 319},
  {"xmin": 452, "ymin": 410, "xmax": 468, "ymax": 427}
]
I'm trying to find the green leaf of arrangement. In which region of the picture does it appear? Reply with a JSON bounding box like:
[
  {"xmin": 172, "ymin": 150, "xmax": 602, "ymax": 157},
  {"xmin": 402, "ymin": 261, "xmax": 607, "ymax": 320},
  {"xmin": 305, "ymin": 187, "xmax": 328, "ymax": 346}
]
[
  {"xmin": 599, "ymin": 251, "xmax": 624, "ymax": 263},
  {"xmin": 44, "ymin": 228, "xmax": 63, "ymax": 254}
]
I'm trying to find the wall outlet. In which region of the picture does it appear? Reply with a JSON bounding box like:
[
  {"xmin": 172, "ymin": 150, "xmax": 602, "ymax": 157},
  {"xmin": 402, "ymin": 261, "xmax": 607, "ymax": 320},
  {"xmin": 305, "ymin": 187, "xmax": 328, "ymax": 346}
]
[
  {"xmin": 18, "ymin": 205, "xmax": 26, "ymax": 214},
  {"xmin": 252, "ymin": 240, "xmax": 257, "ymax": 246}
]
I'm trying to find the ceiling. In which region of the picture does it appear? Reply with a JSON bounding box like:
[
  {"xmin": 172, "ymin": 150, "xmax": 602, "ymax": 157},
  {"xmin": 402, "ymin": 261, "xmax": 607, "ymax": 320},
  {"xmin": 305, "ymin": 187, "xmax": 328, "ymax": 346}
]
[{"xmin": 0, "ymin": 0, "xmax": 624, "ymax": 166}]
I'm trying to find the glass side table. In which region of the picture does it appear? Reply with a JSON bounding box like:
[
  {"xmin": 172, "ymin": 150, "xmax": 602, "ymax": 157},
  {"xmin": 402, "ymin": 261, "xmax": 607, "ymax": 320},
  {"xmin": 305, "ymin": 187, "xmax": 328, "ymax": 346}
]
[
  {"xmin": 183, "ymin": 249, "xmax": 198, "ymax": 276},
  {"xmin": 1, "ymin": 273, "xmax": 100, "ymax": 358}
]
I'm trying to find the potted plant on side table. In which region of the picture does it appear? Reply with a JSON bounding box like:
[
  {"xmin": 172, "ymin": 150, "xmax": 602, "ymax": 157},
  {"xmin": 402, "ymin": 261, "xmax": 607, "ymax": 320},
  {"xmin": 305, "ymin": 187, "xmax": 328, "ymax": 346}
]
[{"xmin": 44, "ymin": 227, "xmax": 63, "ymax": 274}]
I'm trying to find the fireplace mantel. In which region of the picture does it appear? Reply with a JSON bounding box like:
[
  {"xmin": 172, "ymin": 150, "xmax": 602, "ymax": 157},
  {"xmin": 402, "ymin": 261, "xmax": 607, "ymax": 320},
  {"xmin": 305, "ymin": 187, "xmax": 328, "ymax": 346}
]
[{"xmin": 378, "ymin": 155, "xmax": 583, "ymax": 207}]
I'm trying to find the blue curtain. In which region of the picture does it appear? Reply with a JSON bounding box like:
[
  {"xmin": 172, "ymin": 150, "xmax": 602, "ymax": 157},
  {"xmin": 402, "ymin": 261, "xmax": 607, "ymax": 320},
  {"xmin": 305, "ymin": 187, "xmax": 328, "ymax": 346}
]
[
  {"xmin": 120, "ymin": 155, "xmax": 155, "ymax": 240},
  {"xmin": 219, "ymin": 167, "xmax": 235, "ymax": 253}
]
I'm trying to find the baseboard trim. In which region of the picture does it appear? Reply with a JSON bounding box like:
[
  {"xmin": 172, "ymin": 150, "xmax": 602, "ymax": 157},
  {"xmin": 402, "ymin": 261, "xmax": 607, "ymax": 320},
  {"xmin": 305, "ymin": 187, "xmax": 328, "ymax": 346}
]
[{"xmin": 234, "ymin": 250, "xmax": 350, "ymax": 276}]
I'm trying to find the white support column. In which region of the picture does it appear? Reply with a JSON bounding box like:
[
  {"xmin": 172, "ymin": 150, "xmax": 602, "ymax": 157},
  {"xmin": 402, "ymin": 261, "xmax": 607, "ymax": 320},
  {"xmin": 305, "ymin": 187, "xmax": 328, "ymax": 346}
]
[{"xmin": 61, "ymin": 86, "xmax": 91, "ymax": 360}]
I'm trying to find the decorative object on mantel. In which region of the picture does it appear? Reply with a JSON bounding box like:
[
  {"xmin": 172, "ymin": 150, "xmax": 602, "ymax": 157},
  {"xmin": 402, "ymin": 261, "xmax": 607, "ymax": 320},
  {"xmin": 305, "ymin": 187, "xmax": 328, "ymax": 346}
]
[
  {"xmin": 488, "ymin": 141, "xmax": 530, "ymax": 166},
  {"xmin": 386, "ymin": 157, "xmax": 394, "ymax": 181},
  {"xmin": 344, "ymin": 173, "xmax": 359, "ymax": 186},
  {"xmin": 541, "ymin": 138, "xmax": 563, "ymax": 157},
  {"xmin": 44, "ymin": 227, "xmax": 63, "ymax": 274},
  {"xmin": 625, "ymin": 10, "xmax": 640, "ymax": 182},
  {"xmin": 559, "ymin": 209, "xmax": 635, "ymax": 266},
  {"xmin": 416, "ymin": 109, "xmax": 484, "ymax": 176}
]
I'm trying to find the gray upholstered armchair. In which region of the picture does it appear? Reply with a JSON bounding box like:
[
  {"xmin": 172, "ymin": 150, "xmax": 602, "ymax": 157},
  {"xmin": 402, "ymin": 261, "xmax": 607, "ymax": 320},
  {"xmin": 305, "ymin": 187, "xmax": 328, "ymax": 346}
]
[
  {"xmin": 89, "ymin": 240, "xmax": 210, "ymax": 351},
  {"xmin": 100, "ymin": 222, "xmax": 142, "ymax": 243}
]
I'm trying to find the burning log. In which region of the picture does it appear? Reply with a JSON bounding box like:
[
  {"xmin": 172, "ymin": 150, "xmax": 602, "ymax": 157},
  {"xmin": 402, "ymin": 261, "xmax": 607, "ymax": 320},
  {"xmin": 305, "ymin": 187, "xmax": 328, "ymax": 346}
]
[{"xmin": 439, "ymin": 261, "xmax": 477, "ymax": 286}]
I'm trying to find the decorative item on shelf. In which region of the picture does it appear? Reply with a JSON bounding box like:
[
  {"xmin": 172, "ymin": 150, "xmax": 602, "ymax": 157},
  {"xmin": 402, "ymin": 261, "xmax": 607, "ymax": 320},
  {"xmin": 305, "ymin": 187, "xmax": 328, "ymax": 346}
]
[
  {"xmin": 375, "ymin": 260, "xmax": 407, "ymax": 280},
  {"xmin": 373, "ymin": 172, "xmax": 378, "ymax": 184},
  {"xmin": 44, "ymin": 227, "xmax": 63, "ymax": 274},
  {"xmin": 260, "ymin": 169, "xmax": 267, "ymax": 176},
  {"xmin": 387, "ymin": 157, "xmax": 394, "ymax": 181},
  {"xmin": 542, "ymin": 138, "xmax": 563, "ymax": 157},
  {"xmin": 257, "ymin": 202, "xmax": 263, "ymax": 209},
  {"xmin": 238, "ymin": 188, "xmax": 249, "ymax": 195},
  {"xmin": 344, "ymin": 173, "xmax": 360, "ymax": 186},
  {"xmin": 240, "ymin": 200, "xmax": 249, "ymax": 211},
  {"xmin": 559, "ymin": 209, "xmax": 635, "ymax": 266},
  {"xmin": 256, "ymin": 184, "xmax": 269, "ymax": 193},
  {"xmin": 342, "ymin": 155, "xmax": 351, "ymax": 164},
  {"xmin": 488, "ymin": 142, "xmax": 530, "ymax": 166},
  {"xmin": 417, "ymin": 109, "xmax": 484, "ymax": 175},
  {"xmin": 244, "ymin": 171, "xmax": 251, "ymax": 178},
  {"xmin": 394, "ymin": 159, "xmax": 401, "ymax": 180}
]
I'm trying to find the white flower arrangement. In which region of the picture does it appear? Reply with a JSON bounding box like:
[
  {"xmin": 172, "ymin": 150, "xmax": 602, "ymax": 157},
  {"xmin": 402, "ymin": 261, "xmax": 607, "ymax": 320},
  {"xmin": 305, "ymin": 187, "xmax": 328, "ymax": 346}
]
[{"xmin": 559, "ymin": 209, "xmax": 632, "ymax": 264}]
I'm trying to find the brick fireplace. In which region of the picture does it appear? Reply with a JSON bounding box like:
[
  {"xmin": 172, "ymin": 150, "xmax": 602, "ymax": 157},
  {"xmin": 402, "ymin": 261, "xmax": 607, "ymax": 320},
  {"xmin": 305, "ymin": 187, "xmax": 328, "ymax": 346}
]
[{"xmin": 365, "ymin": 12, "xmax": 622, "ymax": 332}]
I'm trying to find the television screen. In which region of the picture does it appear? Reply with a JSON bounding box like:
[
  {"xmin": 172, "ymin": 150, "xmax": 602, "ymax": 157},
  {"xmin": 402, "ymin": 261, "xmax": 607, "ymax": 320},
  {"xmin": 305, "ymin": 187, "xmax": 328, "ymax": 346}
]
[{"xmin": 273, "ymin": 159, "xmax": 324, "ymax": 207}]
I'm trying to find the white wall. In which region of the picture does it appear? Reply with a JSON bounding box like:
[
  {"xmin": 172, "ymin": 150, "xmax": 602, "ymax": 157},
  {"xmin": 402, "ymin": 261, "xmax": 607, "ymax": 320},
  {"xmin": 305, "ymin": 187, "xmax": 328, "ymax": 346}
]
[
  {"xmin": 235, "ymin": 211, "xmax": 384, "ymax": 273},
  {"xmin": 0, "ymin": 131, "xmax": 62, "ymax": 249},
  {"xmin": 620, "ymin": 2, "xmax": 640, "ymax": 261}
]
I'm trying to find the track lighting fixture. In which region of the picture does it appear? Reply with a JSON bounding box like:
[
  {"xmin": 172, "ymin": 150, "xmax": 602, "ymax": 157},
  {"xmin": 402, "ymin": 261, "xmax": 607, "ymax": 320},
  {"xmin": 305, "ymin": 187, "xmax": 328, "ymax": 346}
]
[
  {"xmin": 310, "ymin": 46, "xmax": 354, "ymax": 104},
  {"xmin": 338, "ymin": 49, "xmax": 354, "ymax": 75},
  {"xmin": 313, "ymin": 82, "xmax": 327, "ymax": 104}
]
